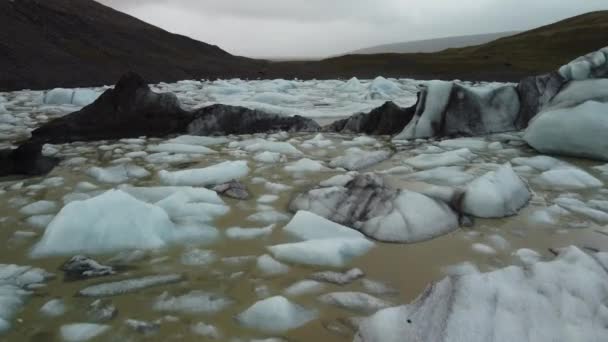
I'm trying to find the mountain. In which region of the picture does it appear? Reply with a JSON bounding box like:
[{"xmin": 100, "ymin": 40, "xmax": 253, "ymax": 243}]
[
  {"xmin": 0, "ymin": 0, "xmax": 264, "ymax": 91},
  {"xmin": 268, "ymin": 11, "xmax": 608, "ymax": 82},
  {"xmin": 349, "ymin": 32, "xmax": 520, "ymax": 55},
  {"xmin": 0, "ymin": 2, "xmax": 606, "ymax": 91}
]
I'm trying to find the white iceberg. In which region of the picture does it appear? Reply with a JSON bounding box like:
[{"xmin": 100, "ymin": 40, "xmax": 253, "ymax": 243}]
[
  {"xmin": 159, "ymin": 160, "xmax": 249, "ymax": 186},
  {"xmin": 236, "ymin": 296, "xmax": 317, "ymax": 333}
]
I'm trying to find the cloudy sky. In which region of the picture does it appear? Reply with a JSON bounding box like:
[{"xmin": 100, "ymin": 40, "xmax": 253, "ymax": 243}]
[{"xmin": 98, "ymin": 0, "xmax": 606, "ymax": 58}]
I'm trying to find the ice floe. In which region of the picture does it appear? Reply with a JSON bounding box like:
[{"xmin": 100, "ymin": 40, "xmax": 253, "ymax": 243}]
[
  {"xmin": 159, "ymin": 160, "xmax": 249, "ymax": 186},
  {"xmin": 236, "ymin": 296, "xmax": 317, "ymax": 333},
  {"xmin": 355, "ymin": 246, "xmax": 608, "ymax": 342}
]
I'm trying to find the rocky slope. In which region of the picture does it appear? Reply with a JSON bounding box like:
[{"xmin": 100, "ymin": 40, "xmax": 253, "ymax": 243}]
[{"xmin": 0, "ymin": 0, "xmax": 264, "ymax": 91}]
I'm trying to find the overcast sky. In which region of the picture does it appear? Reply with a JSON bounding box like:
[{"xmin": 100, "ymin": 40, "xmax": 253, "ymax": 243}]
[{"xmin": 97, "ymin": 0, "xmax": 607, "ymax": 58}]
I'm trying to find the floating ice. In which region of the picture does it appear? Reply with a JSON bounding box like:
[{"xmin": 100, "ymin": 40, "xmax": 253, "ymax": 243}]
[
  {"xmin": 310, "ymin": 268, "xmax": 365, "ymax": 285},
  {"xmin": 191, "ymin": 322, "xmax": 221, "ymax": 339},
  {"xmin": 153, "ymin": 291, "xmax": 233, "ymax": 314},
  {"xmin": 355, "ymin": 246, "xmax": 608, "ymax": 342},
  {"xmin": 0, "ymin": 264, "xmax": 53, "ymax": 333},
  {"xmin": 167, "ymin": 135, "xmax": 229, "ymax": 146},
  {"xmin": 283, "ymin": 280, "xmax": 325, "ymax": 297},
  {"xmin": 40, "ymin": 299, "xmax": 66, "ymax": 317},
  {"xmin": 461, "ymin": 164, "xmax": 531, "ymax": 218},
  {"xmin": 147, "ymin": 143, "xmax": 216, "ymax": 154},
  {"xmin": 284, "ymin": 158, "xmax": 329, "ymax": 173},
  {"xmin": 180, "ymin": 249, "xmax": 217, "ymax": 266},
  {"xmin": 30, "ymin": 190, "xmax": 177, "ymax": 256},
  {"xmin": 330, "ymin": 148, "xmax": 391, "ymax": 171},
  {"xmin": 282, "ymin": 211, "xmax": 364, "ymax": 241},
  {"xmin": 532, "ymin": 168, "xmax": 603, "ymax": 190},
  {"xmin": 60, "ymin": 323, "xmax": 110, "ymax": 342},
  {"xmin": 268, "ymin": 238, "xmax": 374, "ymax": 268},
  {"xmin": 525, "ymin": 101, "xmax": 608, "ymax": 161},
  {"xmin": 44, "ymin": 88, "xmax": 100, "ymax": 106},
  {"xmin": 226, "ymin": 225, "xmax": 274, "ymax": 240},
  {"xmin": 404, "ymin": 148, "xmax": 476, "ymax": 169},
  {"xmin": 87, "ymin": 164, "xmax": 150, "ymax": 184},
  {"xmin": 236, "ymin": 296, "xmax": 317, "ymax": 333},
  {"xmin": 554, "ymin": 197, "xmax": 608, "ymax": 224},
  {"xmin": 254, "ymin": 151, "xmax": 287, "ymax": 163},
  {"xmin": 319, "ymin": 292, "xmax": 391, "ymax": 314},
  {"xmin": 511, "ymin": 155, "xmax": 572, "ymax": 171},
  {"xmin": 20, "ymin": 200, "xmax": 57, "ymax": 216},
  {"xmin": 159, "ymin": 160, "xmax": 249, "ymax": 186},
  {"xmin": 404, "ymin": 166, "xmax": 474, "ymax": 186},
  {"xmin": 244, "ymin": 140, "xmax": 302, "ymax": 156},
  {"xmin": 438, "ymin": 138, "xmax": 489, "ymax": 151},
  {"xmin": 78, "ymin": 274, "xmax": 183, "ymax": 297},
  {"xmin": 257, "ymin": 254, "xmax": 290, "ymax": 276}
]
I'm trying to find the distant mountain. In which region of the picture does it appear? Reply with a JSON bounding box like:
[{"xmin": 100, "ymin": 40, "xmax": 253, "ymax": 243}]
[
  {"xmin": 349, "ymin": 32, "xmax": 520, "ymax": 55},
  {"xmin": 0, "ymin": 0, "xmax": 264, "ymax": 91},
  {"xmin": 267, "ymin": 11, "xmax": 608, "ymax": 82}
]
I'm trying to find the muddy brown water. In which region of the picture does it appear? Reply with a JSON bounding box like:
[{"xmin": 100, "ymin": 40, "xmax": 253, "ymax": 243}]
[{"xmin": 0, "ymin": 131, "xmax": 606, "ymax": 342}]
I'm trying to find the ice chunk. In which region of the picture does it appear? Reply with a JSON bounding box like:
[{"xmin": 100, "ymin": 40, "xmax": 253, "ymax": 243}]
[
  {"xmin": 282, "ymin": 211, "xmax": 364, "ymax": 241},
  {"xmin": 283, "ymin": 280, "xmax": 325, "ymax": 297},
  {"xmin": 44, "ymin": 88, "xmax": 100, "ymax": 106},
  {"xmin": 438, "ymin": 138, "xmax": 488, "ymax": 151},
  {"xmin": 258, "ymin": 195, "xmax": 279, "ymax": 204},
  {"xmin": 257, "ymin": 254, "xmax": 290, "ymax": 276},
  {"xmin": 180, "ymin": 249, "xmax": 217, "ymax": 266},
  {"xmin": 461, "ymin": 164, "xmax": 531, "ymax": 218},
  {"xmin": 368, "ymin": 76, "xmax": 402, "ymax": 98},
  {"xmin": 319, "ymin": 172, "xmax": 358, "ymax": 187},
  {"xmin": 226, "ymin": 225, "xmax": 274, "ymax": 240},
  {"xmin": 511, "ymin": 155, "xmax": 572, "ymax": 171},
  {"xmin": 40, "ymin": 299, "xmax": 66, "ymax": 317},
  {"xmin": 532, "ymin": 168, "xmax": 603, "ymax": 190},
  {"xmin": 524, "ymin": 101, "xmax": 608, "ymax": 161},
  {"xmin": 355, "ymin": 246, "xmax": 608, "ymax": 342},
  {"xmin": 147, "ymin": 143, "xmax": 216, "ymax": 154},
  {"xmin": 30, "ymin": 190, "xmax": 175, "ymax": 257},
  {"xmin": 254, "ymin": 151, "xmax": 287, "ymax": 163},
  {"xmin": 168, "ymin": 135, "xmax": 229, "ymax": 146},
  {"xmin": 284, "ymin": 158, "xmax": 329, "ymax": 173},
  {"xmin": 403, "ymin": 166, "xmax": 474, "ymax": 186},
  {"xmin": 20, "ymin": 200, "xmax": 57, "ymax": 216},
  {"xmin": 318, "ymin": 292, "xmax": 391, "ymax": 314},
  {"xmin": 244, "ymin": 141, "xmax": 302, "ymax": 156},
  {"xmin": 60, "ymin": 323, "xmax": 110, "ymax": 342},
  {"xmin": 268, "ymin": 238, "xmax": 374, "ymax": 268},
  {"xmin": 394, "ymin": 80, "xmax": 454, "ymax": 140},
  {"xmin": 310, "ymin": 268, "xmax": 365, "ymax": 285},
  {"xmin": 191, "ymin": 322, "xmax": 221, "ymax": 339},
  {"xmin": 0, "ymin": 264, "xmax": 53, "ymax": 333},
  {"xmin": 330, "ymin": 148, "xmax": 391, "ymax": 171},
  {"xmin": 404, "ymin": 148, "xmax": 476, "ymax": 169},
  {"xmin": 78, "ymin": 274, "xmax": 183, "ymax": 297},
  {"xmin": 87, "ymin": 164, "xmax": 150, "ymax": 184},
  {"xmin": 472, "ymin": 243, "xmax": 497, "ymax": 255},
  {"xmin": 24, "ymin": 214, "xmax": 53, "ymax": 229},
  {"xmin": 236, "ymin": 296, "xmax": 317, "ymax": 333},
  {"xmin": 513, "ymin": 248, "xmax": 542, "ymax": 266},
  {"xmin": 153, "ymin": 291, "xmax": 233, "ymax": 314},
  {"xmin": 159, "ymin": 161, "xmax": 249, "ymax": 186},
  {"xmin": 555, "ymin": 197, "xmax": 608, "ymax": 224}
]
